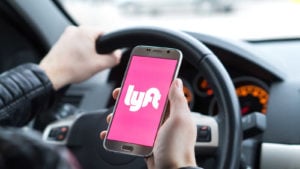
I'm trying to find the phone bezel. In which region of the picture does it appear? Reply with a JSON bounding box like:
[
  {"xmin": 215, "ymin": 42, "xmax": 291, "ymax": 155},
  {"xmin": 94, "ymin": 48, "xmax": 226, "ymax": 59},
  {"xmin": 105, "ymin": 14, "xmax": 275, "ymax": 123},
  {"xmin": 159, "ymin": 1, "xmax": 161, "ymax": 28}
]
[{"xmin": 103, "ymin": 45, "xmax": 182, "ymax": 157}]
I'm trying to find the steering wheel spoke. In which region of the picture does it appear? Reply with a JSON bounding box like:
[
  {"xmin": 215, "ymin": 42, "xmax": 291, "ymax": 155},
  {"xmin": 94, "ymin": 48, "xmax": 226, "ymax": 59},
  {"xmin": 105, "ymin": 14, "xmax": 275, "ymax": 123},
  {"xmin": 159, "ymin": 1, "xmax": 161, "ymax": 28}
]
[
  {"xmin": 191, "ymin": 112, "xmax": 219, "ymax": 155},
  {"xmin": 42, "ymin": 114, "xmax": 79, "ymax": 146}
]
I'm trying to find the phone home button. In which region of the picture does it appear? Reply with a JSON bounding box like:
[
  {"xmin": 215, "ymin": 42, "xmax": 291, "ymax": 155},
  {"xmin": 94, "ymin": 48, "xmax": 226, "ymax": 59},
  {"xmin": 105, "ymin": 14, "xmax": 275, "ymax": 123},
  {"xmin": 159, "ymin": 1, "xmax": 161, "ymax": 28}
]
[{"xmin": 121, "ymin": 145, "xmax": 134, "ymax": 152}]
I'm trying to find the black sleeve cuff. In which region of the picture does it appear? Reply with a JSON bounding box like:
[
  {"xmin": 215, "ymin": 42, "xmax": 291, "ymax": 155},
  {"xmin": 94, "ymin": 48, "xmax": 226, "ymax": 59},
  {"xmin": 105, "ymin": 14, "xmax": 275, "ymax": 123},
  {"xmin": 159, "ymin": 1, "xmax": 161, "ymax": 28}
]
[{"xmin": 0, "ymin": 63, "xmax": 55, "ymax": 126}]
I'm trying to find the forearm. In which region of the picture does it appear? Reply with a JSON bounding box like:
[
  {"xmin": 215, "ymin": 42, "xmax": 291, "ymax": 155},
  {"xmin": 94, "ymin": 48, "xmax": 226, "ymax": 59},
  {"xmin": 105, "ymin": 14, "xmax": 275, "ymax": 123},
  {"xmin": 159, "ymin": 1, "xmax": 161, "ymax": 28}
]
[{"xmin": 0, "ymin": 63, "xmax": 55, "ymax": 126}]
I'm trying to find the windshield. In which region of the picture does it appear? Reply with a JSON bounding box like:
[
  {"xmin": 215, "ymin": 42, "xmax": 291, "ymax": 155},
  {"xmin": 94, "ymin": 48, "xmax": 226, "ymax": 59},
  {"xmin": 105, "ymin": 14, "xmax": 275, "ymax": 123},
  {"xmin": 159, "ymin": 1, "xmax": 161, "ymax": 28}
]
[{"xmin": 58, "ymin": 0, "xmax": 300, "ymax": 40}]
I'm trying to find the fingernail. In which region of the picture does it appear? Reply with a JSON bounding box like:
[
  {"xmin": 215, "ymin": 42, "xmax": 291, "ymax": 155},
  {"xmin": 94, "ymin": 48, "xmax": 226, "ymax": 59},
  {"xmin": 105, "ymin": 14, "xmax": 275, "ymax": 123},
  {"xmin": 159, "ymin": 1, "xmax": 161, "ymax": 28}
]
[{"xmin": 175, "ymin": 78, "xmax": 183, "ymax": 90}]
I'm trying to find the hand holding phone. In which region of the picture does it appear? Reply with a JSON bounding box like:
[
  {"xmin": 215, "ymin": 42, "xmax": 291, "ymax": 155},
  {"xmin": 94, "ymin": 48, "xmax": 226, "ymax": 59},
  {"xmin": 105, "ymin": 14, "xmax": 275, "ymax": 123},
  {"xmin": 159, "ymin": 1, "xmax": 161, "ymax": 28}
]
[
  {"xmin": 101, "ymin": 79, "xmax": 198, "ymax": 168},
  {"xmin": 103, "ymin": 45, "xmax": 182, "ymax": 156}
]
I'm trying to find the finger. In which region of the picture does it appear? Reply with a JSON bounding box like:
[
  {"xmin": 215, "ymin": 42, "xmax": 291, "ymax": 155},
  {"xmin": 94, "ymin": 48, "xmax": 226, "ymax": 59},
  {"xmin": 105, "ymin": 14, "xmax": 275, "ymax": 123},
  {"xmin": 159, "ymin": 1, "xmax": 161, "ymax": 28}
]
[
  {"xmin": 144, "ymin": 155, "xmax": 154, "ymax": 169},
  {"xmin": 106, "ymin": 113, "xmax": 113, "ymax": 124},
  {"xmin": 109, "ymin": 49, "xmax": 122, "ymax": 65},
  {"xmin": 112, "ymin": 88, "xmax": 121, "ymax": 100},
  {"xmin": 95, "ymin": 49, "xmax": 122, "ymax": 70},
  {"xmin": 168, "ymin": 78, "xmax": 190, "ymax": 117},
  {"xmin": 100, "ymin": 131, "xmax": 107, "ymax": 140}
]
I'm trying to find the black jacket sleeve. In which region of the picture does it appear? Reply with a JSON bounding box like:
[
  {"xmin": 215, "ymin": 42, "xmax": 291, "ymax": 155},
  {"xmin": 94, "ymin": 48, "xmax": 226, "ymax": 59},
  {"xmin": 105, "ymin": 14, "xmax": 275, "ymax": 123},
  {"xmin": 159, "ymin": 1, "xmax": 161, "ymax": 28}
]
[{"xmin": 0, "ymin": 63, "xmax": 55, "ymax": 127}]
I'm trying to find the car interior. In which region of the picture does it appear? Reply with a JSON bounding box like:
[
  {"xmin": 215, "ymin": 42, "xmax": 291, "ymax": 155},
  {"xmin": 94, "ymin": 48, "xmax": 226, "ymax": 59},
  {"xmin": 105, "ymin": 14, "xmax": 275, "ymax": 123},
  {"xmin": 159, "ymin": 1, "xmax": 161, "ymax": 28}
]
[{"xmin": 0, "ymin": 0, "xmax": 300, "ymax": 169}]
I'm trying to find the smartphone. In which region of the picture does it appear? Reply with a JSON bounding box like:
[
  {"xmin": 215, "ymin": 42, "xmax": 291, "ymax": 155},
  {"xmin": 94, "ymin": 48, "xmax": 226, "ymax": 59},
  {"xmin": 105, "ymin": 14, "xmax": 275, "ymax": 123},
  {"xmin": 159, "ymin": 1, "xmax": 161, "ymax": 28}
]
[{"xmin": 103, "ymin": 45, "xmax": 182, "ymax": 157}]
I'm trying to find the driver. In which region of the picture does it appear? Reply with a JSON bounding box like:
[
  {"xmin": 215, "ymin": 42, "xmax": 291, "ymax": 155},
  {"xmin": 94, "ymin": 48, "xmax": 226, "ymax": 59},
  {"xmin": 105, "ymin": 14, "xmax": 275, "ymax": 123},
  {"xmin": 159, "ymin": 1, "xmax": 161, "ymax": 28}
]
[{"xmin": 0, "ymin": 26, "xmax": 202, "ymax": 169}]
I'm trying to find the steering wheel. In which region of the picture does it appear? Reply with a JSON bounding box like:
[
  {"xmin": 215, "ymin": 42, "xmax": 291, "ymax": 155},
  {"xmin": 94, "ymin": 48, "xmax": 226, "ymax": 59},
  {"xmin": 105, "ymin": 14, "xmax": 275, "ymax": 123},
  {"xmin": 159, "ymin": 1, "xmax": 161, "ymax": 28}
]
[{"xmin": 42, "ymin": 27, "xmax": 241, "ymax": 169}]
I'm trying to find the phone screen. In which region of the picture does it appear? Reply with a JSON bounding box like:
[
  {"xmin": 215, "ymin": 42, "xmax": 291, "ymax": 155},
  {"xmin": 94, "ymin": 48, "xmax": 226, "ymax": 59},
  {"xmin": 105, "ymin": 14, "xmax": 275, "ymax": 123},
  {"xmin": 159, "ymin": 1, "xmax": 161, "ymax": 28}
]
[{"xmin": 107, "ymin": 55, "xmax": 178, "ymax": 147}]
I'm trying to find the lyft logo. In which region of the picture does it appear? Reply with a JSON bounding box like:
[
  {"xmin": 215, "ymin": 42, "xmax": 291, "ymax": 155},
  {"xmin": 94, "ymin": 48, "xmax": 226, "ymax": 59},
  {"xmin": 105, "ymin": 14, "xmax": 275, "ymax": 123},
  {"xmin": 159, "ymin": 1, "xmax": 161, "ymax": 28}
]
[{"xmin": 124, "ymin": 85, "xmax": 161, "ymax": 112}]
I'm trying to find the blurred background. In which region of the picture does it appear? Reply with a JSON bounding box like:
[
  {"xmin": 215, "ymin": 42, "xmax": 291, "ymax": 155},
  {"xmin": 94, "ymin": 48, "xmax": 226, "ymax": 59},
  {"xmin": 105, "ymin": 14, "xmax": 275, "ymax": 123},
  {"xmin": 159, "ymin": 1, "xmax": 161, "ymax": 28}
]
[{"xmin": 58, "ymin": 0, "xmax": 300, "ymax": 40}]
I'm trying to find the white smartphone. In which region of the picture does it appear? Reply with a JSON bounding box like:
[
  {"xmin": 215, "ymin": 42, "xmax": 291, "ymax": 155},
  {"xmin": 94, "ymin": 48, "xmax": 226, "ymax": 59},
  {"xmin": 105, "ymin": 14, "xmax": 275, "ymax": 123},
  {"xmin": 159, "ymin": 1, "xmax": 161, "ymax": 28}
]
[{"xmin": 103, "ymin": 45, "xmax": 182, "ymax": 157}]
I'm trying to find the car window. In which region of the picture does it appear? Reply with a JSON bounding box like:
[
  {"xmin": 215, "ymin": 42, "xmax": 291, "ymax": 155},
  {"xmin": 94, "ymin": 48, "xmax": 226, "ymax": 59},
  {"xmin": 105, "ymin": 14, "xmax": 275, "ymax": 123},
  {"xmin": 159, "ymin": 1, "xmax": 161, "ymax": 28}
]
[{"xmin": 58, "ymin": 0, "xmax": 300, "ymax": 40}]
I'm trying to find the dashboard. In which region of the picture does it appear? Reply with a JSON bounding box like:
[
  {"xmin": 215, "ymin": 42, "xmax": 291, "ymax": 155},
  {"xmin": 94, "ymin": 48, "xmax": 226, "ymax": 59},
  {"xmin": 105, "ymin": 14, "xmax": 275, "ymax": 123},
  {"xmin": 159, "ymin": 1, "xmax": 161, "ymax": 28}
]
[{"xmin": 181, "ymin": 73, "xmax": 269, "ymax": 116}]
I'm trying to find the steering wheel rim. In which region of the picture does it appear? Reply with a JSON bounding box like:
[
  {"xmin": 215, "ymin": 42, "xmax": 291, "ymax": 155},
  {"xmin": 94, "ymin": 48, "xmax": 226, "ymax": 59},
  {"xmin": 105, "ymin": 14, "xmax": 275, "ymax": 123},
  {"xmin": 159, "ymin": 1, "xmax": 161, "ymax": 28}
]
[{"xmin": 96, "ymin": 26, "xmax": 242, "ymax": 169}]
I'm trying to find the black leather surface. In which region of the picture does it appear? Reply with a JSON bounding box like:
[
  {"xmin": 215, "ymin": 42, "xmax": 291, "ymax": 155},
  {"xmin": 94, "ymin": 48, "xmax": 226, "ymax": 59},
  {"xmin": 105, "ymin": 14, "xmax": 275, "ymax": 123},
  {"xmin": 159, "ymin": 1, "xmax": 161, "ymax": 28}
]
[{"xmin": 0, "ymin": 63, "xmax": 54, "ymax": 126}]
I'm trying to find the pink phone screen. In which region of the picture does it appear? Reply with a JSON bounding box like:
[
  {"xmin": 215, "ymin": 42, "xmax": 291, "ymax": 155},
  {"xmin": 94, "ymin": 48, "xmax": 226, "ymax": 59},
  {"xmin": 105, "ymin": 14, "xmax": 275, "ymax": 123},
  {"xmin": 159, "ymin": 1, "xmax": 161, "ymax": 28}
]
[{"xmin": 107, "ymin": 55, "xmax": 178, "ymax": 147}]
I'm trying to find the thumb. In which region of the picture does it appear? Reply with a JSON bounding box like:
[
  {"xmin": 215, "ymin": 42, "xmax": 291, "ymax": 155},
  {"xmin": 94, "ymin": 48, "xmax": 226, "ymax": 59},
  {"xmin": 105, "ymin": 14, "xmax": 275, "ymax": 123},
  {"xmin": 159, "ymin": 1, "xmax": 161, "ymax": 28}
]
[{"xmin": 168, "ymin": 78, "xmax": 190, "ymax": 117}]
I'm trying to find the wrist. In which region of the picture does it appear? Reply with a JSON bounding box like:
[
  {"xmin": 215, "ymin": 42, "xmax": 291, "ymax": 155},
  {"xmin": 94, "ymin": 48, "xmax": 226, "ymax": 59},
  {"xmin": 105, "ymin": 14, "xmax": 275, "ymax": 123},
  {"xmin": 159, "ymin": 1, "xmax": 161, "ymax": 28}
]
[{"xmin": 39, "ymin": 63, "xmax": 70, "ymax": 91}]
